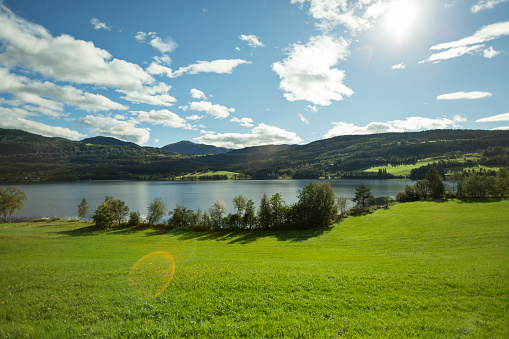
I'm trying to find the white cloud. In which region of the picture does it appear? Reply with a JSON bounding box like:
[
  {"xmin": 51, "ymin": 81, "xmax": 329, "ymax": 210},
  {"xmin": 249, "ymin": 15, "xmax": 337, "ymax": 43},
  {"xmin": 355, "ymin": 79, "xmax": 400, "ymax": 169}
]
[
  {"xmin": 437, "ymin": 91, "xmax": 493, "ymax": 100},
  {"xmin": 150, "ymin": 36, "xmax": 177, "ymax": 54},
  {"xmin": 492, "ymin": 126, "xmax": 509, "ymax": 130},
  {"xmin": 476, "ymin": 112, "xmax": 509, "ymax": 122},
  {"xmin": 0, "ymin": 115, "xmax": 85, "ymax": 140},
  {"xmin": 306, "ymin": 105, "xmax": 319, "ymax": 112},
  {"xmin": 195, "ymin": 123, "xmax": 303, "ymax": 149},
  {"xmin": 421, "ymin": 21, "xmax": 509, "ymax": 63},
  {"xmin": 272, "ymin": 35, "xmax": 353, "ymax": 106},
  {"xmin": 135, "ymin": 31, "xmax": 177, "ymax": 54},
  {"xmin": 0, "ymin": 67, "xmax": 127, "ymax": 113},
  {"xmin": 117, "ymin": 82, "xmax": 177, "ymax": 106},
  {"xmin": 231, "ymin": 117, "xmax": 254, "ymax": 127},
  {"xmin": 291, "ymin": 0, "xmax": 389, "ymax": 33},
  {"xmin": 172, "ymin": 59, "xmax": 251, "ymax": 77},
  {"xmin": 186, "ymin": 114, "xmax": 203, "ymax": 121},
  {"xmin": 146, "ymin": 62, "xmax": 174, "ymax": 77},
  {"xmin": 483, "ymin": 46, "xmax": 501, "ymax": 58},
  {"xmin": 90, "ymin": 17, "xmax": 111, "ymax": 31},
  {"xmin": 0, "ymin": 4, "xmax": 154, "ymax": 90},
  {"xmin": 79, "ymin": 115, "xmax": 150, "ymax": 145},
  {"xmin": 420, "ymin": 45, "xmax": 485, "ymax": 63},
  {"xmin": 389, "ymin": 116, "xmax": 465, "ymax": 131},
  {"xmin": 324, "ymin": 121, "xmax": 399, "ymax": 138},
  {"xmin": 324, "ymin": 116, "xmax": 465, "ymax": 138},
  {"xmin": 132, "ymin": 109, "xmax": 192, "ymax": 129},
  {"xmin": 180, "ymin": 101, "xmax": 234, "ymax": 119},
  {"xmin": 471, "ymin": 0, "xmax": 509, "ymax": 13},
  {"xmin": 190, "ymin": 88, "xmax": 207, "ymax": 99},
  {"xmin": 239, "ymin": 34, "xmax": 264, "ymax": 48},
  {"xmin": 391, "ymin": 62, "xmax": 406, "ymax": 69}
]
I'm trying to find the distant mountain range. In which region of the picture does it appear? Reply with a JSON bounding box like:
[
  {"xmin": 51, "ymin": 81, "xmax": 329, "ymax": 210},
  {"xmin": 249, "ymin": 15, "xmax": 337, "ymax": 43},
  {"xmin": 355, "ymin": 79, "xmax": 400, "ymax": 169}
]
[
  {"xmin": 81, "ymin": 136, "xmax": 139, "ymax": 148},
  {"xmin": 161, "ymin": 140, "xmax": 230, "ymax": 154},
  {"xmin": 1, "ymin": 128, "xmax": 508, "ymax": 182}
]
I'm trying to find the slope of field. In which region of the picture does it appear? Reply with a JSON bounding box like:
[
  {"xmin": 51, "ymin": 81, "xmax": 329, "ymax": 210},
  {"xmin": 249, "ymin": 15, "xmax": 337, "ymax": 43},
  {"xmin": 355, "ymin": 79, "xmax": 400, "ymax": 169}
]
[{"xmin": 0, "ymin": 200, "xmax": 508, "ymax": 337}]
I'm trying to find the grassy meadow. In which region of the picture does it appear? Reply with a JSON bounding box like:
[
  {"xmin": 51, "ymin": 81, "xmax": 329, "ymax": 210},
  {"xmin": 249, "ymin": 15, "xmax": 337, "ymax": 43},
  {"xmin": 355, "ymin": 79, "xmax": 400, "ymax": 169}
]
[
  {"xmin": 0, "ymin": 200, "xmax": 508, "ymax": 338},
  {"xmin": 363, "ymin": 154, "xmax": 500, "ymax": 177}
]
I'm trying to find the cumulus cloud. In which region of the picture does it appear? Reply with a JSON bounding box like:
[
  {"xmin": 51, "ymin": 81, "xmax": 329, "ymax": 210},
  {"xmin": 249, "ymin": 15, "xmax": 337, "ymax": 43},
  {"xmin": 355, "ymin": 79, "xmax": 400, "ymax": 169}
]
[
  {"xmin": 437, "ymin": 91, "xmax": 493, "ymax": 100},
  {"xmin": 391, "ymin": 62, "xmax": 406, "ymax": 70},
  {"xmin": 471, "ymin": 0, "xmax": 509, "ymax": 13},
  {"xmin": 132, "ymin": 109, "xmax": 192, "ymax": 129},
  {"xmin": 90, "ymin": 17, "xmax": 111, "ymax": 30},
  {"xmin": 117, "ymin": 82, "xmax": 177, "ymax": 106},
  {"xmin": 190, "ymin": 88, "xmax": 207, "ymax": 99},
  {"xmin": 180, "ymin": 101, "xmax": 235, "ymax": 119},
  {"xmin": 389, "ymin": 116, "xmax": 465, "ymax": 131},
  {"xmin": 80, "ymin": 115, "xmax": 150, "ymax": 145},
  {"xmin": 0, "ymin": 67, "xmax": 127, "ymax": 113},
  {"xmin": 324, "ymin": 116, "xmax": 465, "ymax": 138},
  {"xmin": 324, "ymin": 121, "xmax": 398, "ymax": 138},
  {"xmin": 476, "ymin": 112, "xmax": 509, "ymax": 122},
  {"xmin": 231, "ymin": 117, "xmax": 254, "ymax": 127},
  {"xmin": 239, "ymin": 34, "xmax": 264, "ymax": 48},
  {"xmin": 420, "ymin": 21, "xmax": 509, "ymax": 63},
  {"xmin": 148, "ymin": 59, "xmax": 251, "ymax": 78},
  {"xmin": 483, "ymin": 46, "xmax": 501, "ymax": 58},
  {"xmin": 195, "ymin": 123, "xmax": 303, "ymax": 149},
  {"xmin": 0, "ymin": 115, "xmax": 85, "ymax": 140},
  {"xmin": 135, "ymin": 31, "xmax": 178, "ymax": 54},
  {"xmin": 172, "ymin": 59, "xmax": 251, "ymax": 77},
  {"xmin": 0, "ymin": 4, "xmax": 154, "ymax": 90},
  {"xmin": 272, "ymin": 35, "xmax": 353, "ymax": 106},
  {"xmin": 186, "ymin": 114, "xmax": 203, "ymax": 121},
  {"xmin": 291, "ymin": 0, "xmax": 389, "ymax": 33}
]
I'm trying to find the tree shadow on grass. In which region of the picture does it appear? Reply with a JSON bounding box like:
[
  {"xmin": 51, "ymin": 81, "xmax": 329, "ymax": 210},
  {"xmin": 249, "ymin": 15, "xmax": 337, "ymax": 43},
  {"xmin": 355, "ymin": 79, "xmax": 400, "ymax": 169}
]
[
  {"xmin": 55, "ymin": 224, "xmax": 103, "ymax": 237},
  {"xmin": 456, "ymin": 197, "xmax": 504, "ymax": 204},
  {"xmin": 54, "ymin": 223, "xmax": 333, "ymax": 244},
  {"xmin": 169, "ymin": 226, "xmax": 333, "ymax": 245}
]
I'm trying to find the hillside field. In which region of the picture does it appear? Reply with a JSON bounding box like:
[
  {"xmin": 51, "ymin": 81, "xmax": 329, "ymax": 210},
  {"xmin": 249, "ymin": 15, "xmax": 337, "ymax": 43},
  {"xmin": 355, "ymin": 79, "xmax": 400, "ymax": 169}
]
[{"xmin": 0, "ymin": 200, "xmax": 508, "ymax": 337}]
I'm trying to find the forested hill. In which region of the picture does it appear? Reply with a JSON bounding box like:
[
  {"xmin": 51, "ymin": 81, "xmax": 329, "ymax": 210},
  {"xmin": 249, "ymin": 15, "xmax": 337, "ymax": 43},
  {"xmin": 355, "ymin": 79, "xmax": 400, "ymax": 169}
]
[
  {"xmin": 161, "ymin": 140, "xmax": 229, "ymax": 154},
  {"xmin": 0, "ymin": 128, "xmax": 508, "ymax": 182},
  {"xmin": 81, "ymin": 136, "xmax": 139, "ymax": 147}
]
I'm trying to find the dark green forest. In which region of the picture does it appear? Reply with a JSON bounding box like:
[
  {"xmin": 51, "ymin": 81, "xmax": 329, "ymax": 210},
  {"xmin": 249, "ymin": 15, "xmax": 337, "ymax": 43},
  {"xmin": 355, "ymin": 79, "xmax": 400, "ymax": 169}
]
[{"xmin": 1, "ymin": 128, "xmax": 508, "ymax": 182}]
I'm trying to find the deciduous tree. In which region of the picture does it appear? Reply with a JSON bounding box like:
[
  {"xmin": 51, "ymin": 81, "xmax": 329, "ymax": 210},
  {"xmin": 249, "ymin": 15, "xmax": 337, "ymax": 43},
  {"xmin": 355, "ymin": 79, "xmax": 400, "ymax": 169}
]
[
  {"xmin": 147, "ymin": 197, "xmax": 167, "ymax": 225},
  {"xmin": 0, "ymin": 187, "xmax": 27, "ymax": 223},
  {"xmin": 77, "ymin": 197, "xmax": 89, "ymax": 221}
]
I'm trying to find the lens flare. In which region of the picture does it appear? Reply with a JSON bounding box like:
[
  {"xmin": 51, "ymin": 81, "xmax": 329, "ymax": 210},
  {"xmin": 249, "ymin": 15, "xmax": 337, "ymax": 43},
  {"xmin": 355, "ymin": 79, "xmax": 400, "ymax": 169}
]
[{"xmin": 129, "ymin": 251, "xmax": 175, "ymax": 298}]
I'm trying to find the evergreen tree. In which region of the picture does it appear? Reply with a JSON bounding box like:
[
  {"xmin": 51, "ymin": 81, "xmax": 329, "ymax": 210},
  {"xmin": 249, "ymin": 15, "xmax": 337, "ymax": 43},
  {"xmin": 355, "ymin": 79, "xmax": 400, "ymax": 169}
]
[{"xmin": 352, "ymin": 183, "xmax": 375, "ymax": 209}]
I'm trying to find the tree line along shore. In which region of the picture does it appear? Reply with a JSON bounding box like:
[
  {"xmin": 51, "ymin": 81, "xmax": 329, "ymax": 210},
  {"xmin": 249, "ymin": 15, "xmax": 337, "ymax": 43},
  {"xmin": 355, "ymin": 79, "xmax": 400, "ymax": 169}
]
[{"xmin": 2, "ymin": 167, "xmax": 508, "ymax": 229}]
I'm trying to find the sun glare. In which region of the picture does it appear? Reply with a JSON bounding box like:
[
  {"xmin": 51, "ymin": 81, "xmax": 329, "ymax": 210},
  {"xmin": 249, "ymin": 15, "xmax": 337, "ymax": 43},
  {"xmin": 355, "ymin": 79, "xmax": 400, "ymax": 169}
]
[{"xmin": 385, "ymin": 1, "xmax": 417, "ymax": 39}]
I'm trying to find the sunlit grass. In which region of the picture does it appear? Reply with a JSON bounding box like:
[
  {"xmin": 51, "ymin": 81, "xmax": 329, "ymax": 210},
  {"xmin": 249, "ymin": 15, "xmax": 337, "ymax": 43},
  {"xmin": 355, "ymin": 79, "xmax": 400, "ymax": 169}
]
[
  {"xmin": 363, "ymin": 153, "xmax": 499, "ymax": 176},
  {"xmin": 0, "ymin": 200, "xmax": 508, "ymax": 337},
  {"xmin": 177, "ymin": 170, "xmax": 240, "ymax": 179}
]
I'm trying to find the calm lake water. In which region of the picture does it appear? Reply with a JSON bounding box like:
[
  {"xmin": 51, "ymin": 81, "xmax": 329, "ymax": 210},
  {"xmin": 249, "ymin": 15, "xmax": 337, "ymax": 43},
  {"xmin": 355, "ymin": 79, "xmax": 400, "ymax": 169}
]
[{"xmin": 1, "ymin": 179, "xmax": 413, "ymax": 220}]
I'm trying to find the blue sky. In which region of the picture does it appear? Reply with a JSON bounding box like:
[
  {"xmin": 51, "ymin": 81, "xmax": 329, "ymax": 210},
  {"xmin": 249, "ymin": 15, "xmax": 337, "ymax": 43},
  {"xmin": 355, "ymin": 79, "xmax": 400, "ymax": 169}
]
[{"xmin": 0, "ymin": 0, "xmax": 508, "ymax": 148}]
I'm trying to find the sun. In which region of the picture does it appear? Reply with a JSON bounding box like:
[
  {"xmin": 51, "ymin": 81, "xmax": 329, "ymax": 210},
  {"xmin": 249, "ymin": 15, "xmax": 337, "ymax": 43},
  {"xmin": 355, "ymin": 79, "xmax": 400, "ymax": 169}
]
[{"xmin": 384, "ymin": 1, "xmax": 417, "ymax": 39}]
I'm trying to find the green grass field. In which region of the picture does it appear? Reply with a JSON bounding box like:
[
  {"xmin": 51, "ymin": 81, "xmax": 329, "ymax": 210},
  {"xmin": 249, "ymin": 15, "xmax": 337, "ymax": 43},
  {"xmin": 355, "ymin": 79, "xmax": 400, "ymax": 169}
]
[
  {"xmin": 1, "ymin": 200, "xmax": 508, "ymax": 337},
  {"xmin": 177, "ymin": 171, "xmax": 240, "ymax": 179},
  {"xmin": 363, "ymin": 154, "xmax": 500, "ymax": 177}
]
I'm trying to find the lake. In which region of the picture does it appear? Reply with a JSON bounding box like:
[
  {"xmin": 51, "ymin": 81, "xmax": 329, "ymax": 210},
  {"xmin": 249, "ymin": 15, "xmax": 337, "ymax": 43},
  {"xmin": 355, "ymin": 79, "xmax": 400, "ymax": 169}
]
[{"xmin": 1, "ymin": 179, "xmax": 413, "ymax": 220}]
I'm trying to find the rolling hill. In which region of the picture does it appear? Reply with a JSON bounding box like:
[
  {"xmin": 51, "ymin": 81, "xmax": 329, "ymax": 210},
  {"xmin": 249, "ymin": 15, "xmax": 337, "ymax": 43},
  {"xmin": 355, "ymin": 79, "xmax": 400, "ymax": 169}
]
[
  {"xmin": 161, "ymin": 140, "xmax": 229, "ymax": 154},
  {"xmin": 0, "ymin": 128, "xmax": 508, "ymax": 182}
]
